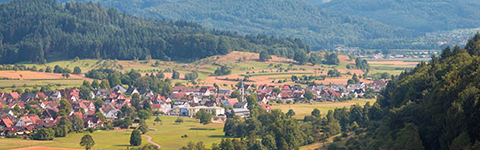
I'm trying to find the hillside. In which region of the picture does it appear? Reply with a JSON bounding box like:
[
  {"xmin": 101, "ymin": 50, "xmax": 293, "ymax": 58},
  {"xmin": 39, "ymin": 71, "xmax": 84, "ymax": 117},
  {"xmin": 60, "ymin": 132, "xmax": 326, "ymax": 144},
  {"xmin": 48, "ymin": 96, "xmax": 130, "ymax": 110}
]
[
  {"xmin": 356, "ymin": 34, "xmax": 480, "ymax": 149},
  {"xmin": 318, "ymin": 0, "xmax": 480, "ymax": 32},
  {"xmin": 64, "ymin": 0, "xmax": 420, "ymax": 49},
  {"xmin": 0, "ymin": 0, "xmax": 309, "ymax": 64}
]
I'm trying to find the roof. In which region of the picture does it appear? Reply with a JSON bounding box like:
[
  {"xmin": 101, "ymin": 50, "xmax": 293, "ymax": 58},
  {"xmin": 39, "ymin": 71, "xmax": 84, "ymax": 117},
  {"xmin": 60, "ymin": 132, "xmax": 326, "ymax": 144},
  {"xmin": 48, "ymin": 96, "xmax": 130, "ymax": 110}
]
[
  {"xmin": 9, "ymin": 92, "xmax": 20, "ymax": 99},
  {"xmin": 1, "ymin": 118, "xmax": 13, "ymax": 128},
  {"xmin": 111, "ymin": 85, "xmax": 127, "ymax": 93},
  {"xmin": 261, "ymin": 104, "xmax": 272, "ymax": 111},
  {"xmin": 226, "ymin": 98, "xmax": 239, "ymax": 108},
  {"xmin": 172, "ymin": 86, "xmax": 197, "ymax": 92}
]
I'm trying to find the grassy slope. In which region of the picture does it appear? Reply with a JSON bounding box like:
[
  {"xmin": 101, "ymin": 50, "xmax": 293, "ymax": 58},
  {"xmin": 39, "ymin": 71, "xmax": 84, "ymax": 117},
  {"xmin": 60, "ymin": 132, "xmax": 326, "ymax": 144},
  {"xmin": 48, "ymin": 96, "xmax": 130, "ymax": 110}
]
[{"xmin": 0, "ymin": 116, "xmax": 224, "ymax": 150}]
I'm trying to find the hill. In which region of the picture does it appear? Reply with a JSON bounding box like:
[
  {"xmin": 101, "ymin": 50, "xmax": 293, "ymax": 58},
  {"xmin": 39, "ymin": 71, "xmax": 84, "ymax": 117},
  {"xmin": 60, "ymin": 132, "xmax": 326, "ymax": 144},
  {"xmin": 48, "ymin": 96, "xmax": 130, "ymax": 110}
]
[
  {"xmin": 356, "ymin": 34, "xmax": 480, "ymax": 149},
  {"xmin": 0, "ymin": 0, "xmax": 309, "ymax": 64},
  {"xmin": 64, "ymin": 0, "xmax": 420, "ymax": 49},
  {"xmin": 318, "ymin": 0, "xmax": 480, "ymax": 32}
]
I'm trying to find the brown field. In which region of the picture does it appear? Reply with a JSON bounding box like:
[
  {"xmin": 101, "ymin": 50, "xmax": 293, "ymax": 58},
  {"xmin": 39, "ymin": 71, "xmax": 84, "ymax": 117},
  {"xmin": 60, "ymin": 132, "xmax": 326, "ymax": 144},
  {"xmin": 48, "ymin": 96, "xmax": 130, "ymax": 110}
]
[
  {"xmin": 216, "ymin": 51, "xmax": 296, "ymax": 64},
  {"xmin": 314, "ymin": 77, "xmax": 373, "ymax": 85},
  {"xmin": 11, "ymin": 146, "xmax": 82, "ymax": 150},
  {"xmin": 338, "ymin": 55, "xmax": 354, "ymax": 64},
  {"xmin": 0, "ymin": 71, "xmax": 91, "ymax": 80},
  {"xmin": 368, "ymin": 60, "xmax": 420, "ymax": 67}
]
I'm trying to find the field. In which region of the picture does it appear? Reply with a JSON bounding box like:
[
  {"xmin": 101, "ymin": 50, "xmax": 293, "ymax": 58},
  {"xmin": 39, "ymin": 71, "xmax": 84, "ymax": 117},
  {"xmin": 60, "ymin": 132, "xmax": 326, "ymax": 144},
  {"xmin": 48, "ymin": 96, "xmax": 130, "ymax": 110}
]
[
  {"xmin": 0, "ymin": 116, "xmax": 224, "ymax": 150},
  {"xmin": 271, "ymin": 98, "xmax": 376, "ymax": 119},
  {"xmin": 1, "ymin": 51, "xmax": 422, "ymax": 92}
]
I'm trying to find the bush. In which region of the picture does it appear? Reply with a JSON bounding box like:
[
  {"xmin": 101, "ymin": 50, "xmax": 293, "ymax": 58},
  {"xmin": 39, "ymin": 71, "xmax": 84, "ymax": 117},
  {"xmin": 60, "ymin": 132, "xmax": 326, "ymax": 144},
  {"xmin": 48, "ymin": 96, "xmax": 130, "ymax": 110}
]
[{"xmin": 333, "ymin": 136, "xmax": 342, "ymax": 142}]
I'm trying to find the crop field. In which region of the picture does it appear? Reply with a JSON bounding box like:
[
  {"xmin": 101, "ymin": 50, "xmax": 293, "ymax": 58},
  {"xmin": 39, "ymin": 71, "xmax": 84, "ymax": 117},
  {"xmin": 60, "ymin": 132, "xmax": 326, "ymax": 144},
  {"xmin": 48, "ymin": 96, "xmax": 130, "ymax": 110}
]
[
  {"xmin": 271, "ymin": 98, "xmax": 376, "ymax": 119},
  {"xmin": 0, "ymin": 116, "xmax": 224, "ymax": 150},
  {"xmin": 2, "ymin": 51, "xmax": 422, "ymax": 91}
]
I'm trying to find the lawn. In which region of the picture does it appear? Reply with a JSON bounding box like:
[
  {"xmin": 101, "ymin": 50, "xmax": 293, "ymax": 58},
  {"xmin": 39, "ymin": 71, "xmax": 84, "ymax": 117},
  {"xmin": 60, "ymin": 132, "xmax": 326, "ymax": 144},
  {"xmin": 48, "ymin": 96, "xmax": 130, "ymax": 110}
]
[
  {"xmin": 271, "ymin": 99, "xmax": 376, "ymax": 119},
  {"xmin": 0, "ymin": 130, "xmax": 148, "ymax": 150},
  {"xmin": 145, "ymin": 116, "xmax": 225, "ymax": 149},
  {"xmin": 0, "ymin": 116, "xmax": 225, "ymax": 150}
]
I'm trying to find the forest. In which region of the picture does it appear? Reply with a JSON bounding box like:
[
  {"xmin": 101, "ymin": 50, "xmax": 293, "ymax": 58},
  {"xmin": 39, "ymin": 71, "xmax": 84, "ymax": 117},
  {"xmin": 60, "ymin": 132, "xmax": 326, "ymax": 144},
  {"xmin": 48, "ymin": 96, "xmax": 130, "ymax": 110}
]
[
  {"xmin": 352, "ymin": 34, "xmax": 480, "ymax": 149},
  {"xmin": 61, "ymin": 0, "xmax": 422, "ymax": 49},
  {"xmin": 0, "ymin": 0, "xmax": 309, "ymax": 64},
  {"xmin": 318, "ymin": 0, "xmax": 480, "ymax": 32}
]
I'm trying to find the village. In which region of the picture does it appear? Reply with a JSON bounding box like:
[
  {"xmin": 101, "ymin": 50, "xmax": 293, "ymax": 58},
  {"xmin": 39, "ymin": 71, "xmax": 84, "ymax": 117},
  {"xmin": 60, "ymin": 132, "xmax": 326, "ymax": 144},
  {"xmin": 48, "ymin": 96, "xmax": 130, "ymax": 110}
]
[{"xmin": 0, "ymin": 79, "xmax": 387, "ymax": 138}]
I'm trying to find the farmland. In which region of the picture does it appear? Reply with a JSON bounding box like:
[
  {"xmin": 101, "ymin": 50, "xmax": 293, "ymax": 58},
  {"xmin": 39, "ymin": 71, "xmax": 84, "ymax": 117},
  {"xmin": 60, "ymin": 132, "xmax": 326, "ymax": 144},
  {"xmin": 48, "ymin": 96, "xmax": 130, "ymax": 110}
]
[
  {"xmin": 0, "ymin": 51, "xmax": 420, "ymax": 92},
  {"xmin": 271, "ymin": 98, "xmax": 376, "ymax": 119}
]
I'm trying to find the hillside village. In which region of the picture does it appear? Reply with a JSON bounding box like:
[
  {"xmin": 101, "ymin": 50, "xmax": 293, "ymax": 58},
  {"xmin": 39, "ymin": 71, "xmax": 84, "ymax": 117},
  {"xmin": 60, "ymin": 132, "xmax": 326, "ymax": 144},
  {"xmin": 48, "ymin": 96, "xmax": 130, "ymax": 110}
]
[{"xmin": 0, "ymin": 79, "xmax": 387, "ymax": 137}]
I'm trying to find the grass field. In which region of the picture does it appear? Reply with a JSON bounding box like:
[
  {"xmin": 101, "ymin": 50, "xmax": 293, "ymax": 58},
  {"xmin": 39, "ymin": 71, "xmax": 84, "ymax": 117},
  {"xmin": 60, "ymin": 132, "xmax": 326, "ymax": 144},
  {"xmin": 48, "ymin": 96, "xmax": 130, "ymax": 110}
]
[
  {"xmin": 0, "ymin": 116, "xmax": 224, "ymax": 150},
  {"xmin": 271, "ymin": 99, "xmax": 376, "ymax": 119},
  {"xmin": 145, "ymin": 116, "xmax": 225, "ymax": 149}
]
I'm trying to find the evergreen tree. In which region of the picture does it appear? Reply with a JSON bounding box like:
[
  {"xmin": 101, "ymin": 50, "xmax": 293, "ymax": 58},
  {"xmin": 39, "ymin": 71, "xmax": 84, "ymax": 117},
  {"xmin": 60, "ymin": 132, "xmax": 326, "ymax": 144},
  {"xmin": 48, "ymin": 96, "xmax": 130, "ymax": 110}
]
[{"xmin": 130, "ymin": 129, "xmax": 142, "ymax": 146}]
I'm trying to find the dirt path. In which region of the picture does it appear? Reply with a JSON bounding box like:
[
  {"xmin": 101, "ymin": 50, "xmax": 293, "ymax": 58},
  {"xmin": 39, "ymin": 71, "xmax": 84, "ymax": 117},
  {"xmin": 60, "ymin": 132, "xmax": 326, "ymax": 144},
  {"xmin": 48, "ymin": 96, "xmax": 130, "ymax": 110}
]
[{"xmin": 142, "ymin": 134, "xmax": 161, "ymax": 149}]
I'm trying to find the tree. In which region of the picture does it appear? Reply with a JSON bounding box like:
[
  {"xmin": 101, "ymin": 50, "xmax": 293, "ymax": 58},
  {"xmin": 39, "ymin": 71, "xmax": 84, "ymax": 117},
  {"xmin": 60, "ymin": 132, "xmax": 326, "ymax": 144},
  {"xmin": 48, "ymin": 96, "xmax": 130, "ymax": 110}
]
[
  {"xmin": 175, "ymin": 117, "xmax": 184, "ymax": 124},
  {"xmin": 73, "ymin": 115, "xmax": 85, "ymax": 132},
  {"xmin": 139, "ymin": 119, "xmax": 149, "ymax": 134},
  {"xmin": 130, "ymin": 129, "xmax": 142, "ymax": 146},
  {"xmin": 32, "ymin": 128, "xmax": 55, "ymax": 140},
  {"xmin": 352, "ymin": 73, "xmax": 360, "ymax": 84},
  {"xmin": 79, "ymin": 86, "xmax": 92, "ymax": 100},
  {"xmin": 45, "ymin": 66, "xmax": 52, "ymax": 73},
  {"xmin": 324, "ymin": 53, "xmax": 340, "ymax": 65},
  {"xmin": 294, "ymin": 51, "xmax": 308, "ymax": 65},
  {"xmin": 154, "ymin": 116, "xmax": 162, "ymax": 123},
  {"xmin": 80, "ymin": 134, "xmax": 95, "ymax": 150},
  {"xmin": 309, "ymin": 53, "xmax": 320, "ymax": 65},
  {"xmin": 99, "ymin": 79, "xmax": 110, "ymax": 89},
  {"xmin": 394, "ymin": 123, "xmax": 424, "ymax": 150},
  {"xmin": 286, "ymin": 109, "xmax": 296, "ymax": 118},
  {"xmin": 262, "ymin": 134, "xmax": 277, "ymax": 150},
  {"xmin": 108, "ymin": 74, "xmax": 122, "ymax": 87},
  {"xmin": 59, "ymin": 99, "xmax": 72, "ymax": 115},
  {"xmin": 311, "ymin": 108, "xmax": 321, "ymax": 118},
  {"xmin": 195, "ymin": 109, "xmax": 212, "ymax": 125},
  {"xmin": 138, "ymin": 109, "xmax": 151, "ymax": 120},
  {"xmin": 214, "ymin": 66, "xmax": 232, "ymax": 76},
  {"xmin": 259, "ymin": 51, "xmax": 271, "ymax": 61},
  {"xmin": 73, "ymin": 67, "xmax": 82, "ymax": 74},
  {"xmin": 172, "ymin": 70, "xmax": 180, "ymax": 79},
  {"xmin": 304, "ymin": 91, "xmax": 314, "ymax": 100},
  {"xmin": 156, "ymin": 71, "xmax": 165, "ymax": 79},
  {"xmin": 91, "ymin": 80, "xmax": 100, "ymax": 89}
]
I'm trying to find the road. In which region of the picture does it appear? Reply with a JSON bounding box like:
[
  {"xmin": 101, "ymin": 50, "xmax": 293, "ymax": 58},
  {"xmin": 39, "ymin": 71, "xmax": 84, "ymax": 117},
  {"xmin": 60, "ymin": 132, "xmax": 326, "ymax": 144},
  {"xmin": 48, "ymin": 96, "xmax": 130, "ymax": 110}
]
[{"xmin": 142, "ymin": 134, "xmax": 161, "ymax": 149}]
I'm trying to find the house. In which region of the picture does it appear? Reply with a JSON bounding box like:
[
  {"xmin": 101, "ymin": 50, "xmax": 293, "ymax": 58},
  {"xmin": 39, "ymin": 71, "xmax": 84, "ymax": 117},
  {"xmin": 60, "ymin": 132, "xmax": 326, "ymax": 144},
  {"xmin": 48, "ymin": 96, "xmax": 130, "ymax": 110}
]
[
  {"xmin": 260, "ymin": 104, "xmax": 272, "ymax": 112},
  {"xmin": 111, "ymin": 85, "xmax": 127, "ymax": 93},
  {"xmin": 45, "ymin": 91, "xmax": 62, "ymax": 100},
  {"xmin": 7, "ymin": 92, "xmax": 20, "ymax": 100},
  {"xmin": 232, "ymin": 108, "xmax": 250, "ymax": 117},
  {"xmin": 188, "ymin": 106, "xmax": 225, "ymax": 117},
  {"xmin": 0, "ymin": 118, "xmax": 14, "ymax": 128},
  {"xmin": 78, "ymin": 100, "xmax": 95, "ymax": 112},
  {"xmin": 95, "ymin": 89, "xmax": 112, "ymax": 98},
  {"xmin": 15, "ymin": 116, "xmax": 34, "ymax": 127},
  {"xmin": 126, "ymin": 87, "xmax": 139, "ymax": 95},
  {"xmin": 100, "ymin": 104, "xmax": 118, "ymax": 119},
  {"xmin": 84, "ymin": 115, "xmax": 104, "ymax": 128},
  {"xmin": 222, "ymin": 98, "xmax": 239, "ymax": 108},
  {"xmin": 233, "ymin": 102, "xmax": 247, "ymax": 109},
  {"xmin": 152, "ymin": 102, "xmax": 171, "ymax": 115},
  {"xmin": 20, "ymin": 93, "xmax": 37, "ymax": 101},
  {"xmin": 170, "ymin": 92, "xmax": 186, "ymax": 100}
]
